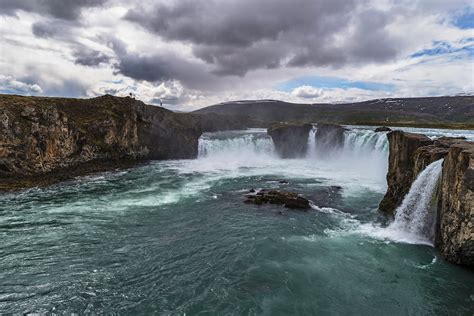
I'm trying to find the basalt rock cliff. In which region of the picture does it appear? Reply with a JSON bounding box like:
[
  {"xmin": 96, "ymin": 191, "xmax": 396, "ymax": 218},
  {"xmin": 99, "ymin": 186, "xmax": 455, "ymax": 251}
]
[
  {"xmin": 0, "ymin": 94, "xmax": 254, "ymax": 189},
  {"xmin": 379, "ymin": 130, "xmax": 473, "ymax": 265},
  {"xmin": 436, "ymin": 142, "xmax": 474, "ymax": 265}
]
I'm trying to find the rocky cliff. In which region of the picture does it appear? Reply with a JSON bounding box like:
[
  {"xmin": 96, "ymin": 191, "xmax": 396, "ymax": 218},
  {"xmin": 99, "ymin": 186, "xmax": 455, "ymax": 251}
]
[
  {"xmin": 267, "ymin": 123, "xmax": 312, "ymax": 158},
  {"xmin": 0, "ymin": 94, "xmax": 254, "ymax": 189},
  {"xmin": 436, "ymin": 142, "xmax": 474, "ymax": 265},
  {"xmin": 379, "ymin": 130, "xmax": 473, "ymax": 265}
]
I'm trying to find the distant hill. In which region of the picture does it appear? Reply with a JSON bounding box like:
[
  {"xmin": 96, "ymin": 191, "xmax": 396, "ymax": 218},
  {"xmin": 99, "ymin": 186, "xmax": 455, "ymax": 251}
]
[{"xmin": 193, "ymin": 96, "xmax": 474, "ymax": 129}]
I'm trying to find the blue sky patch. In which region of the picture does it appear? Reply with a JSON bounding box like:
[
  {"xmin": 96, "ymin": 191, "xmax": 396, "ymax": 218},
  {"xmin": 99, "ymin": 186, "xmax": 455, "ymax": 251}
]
[
  {"xmin": 453, "ymin": 10, "xmax": 474, "ymax": 29},
  {"xmin": 411, "ymin": 40, "xmax": 474, "ymax": 58},
  {"xmin": 277, "ymin": 75, "xmax": 395, "ymax": 92}
]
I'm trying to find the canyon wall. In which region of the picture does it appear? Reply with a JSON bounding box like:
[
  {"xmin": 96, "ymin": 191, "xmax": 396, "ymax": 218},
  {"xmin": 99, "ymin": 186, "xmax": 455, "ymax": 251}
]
[{"xmin": 0, "ymin": 94, "xmax": 253, "ymax": 189}]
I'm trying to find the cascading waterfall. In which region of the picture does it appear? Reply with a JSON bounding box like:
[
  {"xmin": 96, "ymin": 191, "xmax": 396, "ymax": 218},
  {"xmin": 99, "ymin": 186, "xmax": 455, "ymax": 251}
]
[
  {"xmin": 387, "ymin": 159, "xmax": 444, "ymax": 243},
  {"xmin": 305, "ymin": 127, "xmax": 389, "ymax": 158},
  {"xmin": 306, "ymin": 126, "xmax": 317, "ymax": 158},
  {"xmin": 304, "ymin": 127, "xmax": 389, "ymax": 180},
  {"xmin": 197, "ymin": 129, "xmax": 275, "ymax": 159},
  {"xmin": 342, "ymin": 129, "xmax": 389, "ymax": 154}
]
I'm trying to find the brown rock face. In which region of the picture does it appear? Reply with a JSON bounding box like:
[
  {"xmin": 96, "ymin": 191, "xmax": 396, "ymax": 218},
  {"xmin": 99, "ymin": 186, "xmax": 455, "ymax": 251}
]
[
  {"xmin": 0, "ymin": 95, "xmax": 202, "ymax": 186},
  {"xmin": 379, "ymin": 131, "xmax": 434, "ymax": 213},
  {"xmin": 267, "ymin": 123, "xmax": 312, "ymax": 158},
  {"xmin": 436, "ymin": 143, "xmax": 474, "ymax": 265}
]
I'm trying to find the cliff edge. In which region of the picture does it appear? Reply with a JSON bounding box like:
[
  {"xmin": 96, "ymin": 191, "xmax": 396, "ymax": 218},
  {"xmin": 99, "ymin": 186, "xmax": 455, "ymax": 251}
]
[{"xmin": 0, "ymin": 94, "xmax": 254, "ymax": 190}]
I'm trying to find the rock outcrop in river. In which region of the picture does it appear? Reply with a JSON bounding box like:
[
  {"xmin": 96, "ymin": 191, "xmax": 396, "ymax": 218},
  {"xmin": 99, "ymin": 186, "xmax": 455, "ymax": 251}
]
[
  {"xmin": 244, "ymin": 189, "xmax": 311, "ymax": 209},
  {"xmin": 267, "ymin": 123, "xmax": 312, "ymax": 158},
  {"xmin": 0, "ymin": 94, "xmax": 254, "ymax": 189},
  {"xmin": 380, "ymin": 130, "xmax": 473, "ymax": 265}
]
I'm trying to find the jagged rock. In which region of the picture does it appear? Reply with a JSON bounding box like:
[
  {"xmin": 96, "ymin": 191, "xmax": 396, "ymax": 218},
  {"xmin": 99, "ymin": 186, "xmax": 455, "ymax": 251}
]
[
  {"xmin": 436, "ymin": 142, "xmax": 474, "ymax": 266},
  {"xmin": 244, "ymin": 189, "xmax": 310, "ymax": 209},
  {"xmin": 315, "ymin": 123, "xmax": 347, "ymax": 153},
  {"xmin": 267, "ymin": 123, "xmax": 312, "ymax": 158},
  {"xmin": 374, "ymin": 126, "xmax": 391, "ymax": 132}
]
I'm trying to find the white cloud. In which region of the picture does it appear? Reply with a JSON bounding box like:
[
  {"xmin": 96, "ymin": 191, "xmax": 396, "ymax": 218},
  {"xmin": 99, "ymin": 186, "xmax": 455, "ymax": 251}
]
[
  {"xmin": 291, "ymin": 86, "xmax": 323, "ymax": 99},
  {"xmin": 0, "ymin": 75, "xmax": 43, "ymax": 94},
  {"xmin": 0, "ymin": 0, "xmax": 472, "ymax": 110}
]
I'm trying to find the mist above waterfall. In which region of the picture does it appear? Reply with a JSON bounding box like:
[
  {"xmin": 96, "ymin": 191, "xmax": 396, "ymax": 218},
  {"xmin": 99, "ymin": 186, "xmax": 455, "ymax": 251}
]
[{"xmin": 186, "ymin": 127, "xmax": 390, "ymax": 194}]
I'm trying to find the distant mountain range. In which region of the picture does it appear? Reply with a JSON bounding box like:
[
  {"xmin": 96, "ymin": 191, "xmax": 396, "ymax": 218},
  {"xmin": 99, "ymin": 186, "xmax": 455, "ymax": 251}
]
[{"xmin": 193, "ymin": 96, "xmax": 474, "ymax": 129}]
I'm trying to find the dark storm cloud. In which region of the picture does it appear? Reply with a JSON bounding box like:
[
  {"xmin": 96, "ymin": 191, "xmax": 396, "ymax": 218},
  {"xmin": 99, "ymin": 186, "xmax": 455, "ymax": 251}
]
[
  {"xmin": 73, "ymin": 48, "xmax": 110, "ymax": 67},
  {"xmin": 0, "ymin": 0, "xmax": 108, "ymax": 20},
  {"xmin": 31, "ymin": 21, "xmax": 59, "ymax": 38},
  {"xmin": 109, "ymin": 38, "xmax": 217, "ymax": 90},
  {"xmin": 124, "ymin": 0, "xmax": 402, "ymax": 76}
]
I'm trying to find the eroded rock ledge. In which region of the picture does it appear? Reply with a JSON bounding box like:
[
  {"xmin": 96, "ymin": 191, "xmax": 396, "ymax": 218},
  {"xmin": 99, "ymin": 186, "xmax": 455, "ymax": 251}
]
[{"xmin": 379, "ymin": 130, "xmax": 473, "ymax": 265}]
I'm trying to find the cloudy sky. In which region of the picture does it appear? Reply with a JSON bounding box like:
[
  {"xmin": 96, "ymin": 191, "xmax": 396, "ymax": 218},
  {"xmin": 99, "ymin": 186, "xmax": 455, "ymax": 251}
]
[{"xmin": 0, "ymin": 0, "xmax": 473, "ymax": 110}]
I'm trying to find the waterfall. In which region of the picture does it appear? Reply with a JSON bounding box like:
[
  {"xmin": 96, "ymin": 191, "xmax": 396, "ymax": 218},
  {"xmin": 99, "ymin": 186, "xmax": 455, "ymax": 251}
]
[
  {"xmin": 342, "ymin": 129, "xmax": 389, "ymax": 155},
  {"xmin": 195, "ymin": 127, "xmax": 389, "ymax": 183},
  {"xmin": 198, "ymin": 129, "xmax": 275, "ymax": 159},
  {"xmin": 388, "ymin": 159, "xmax": 444, "ymax": 243},
  {"xmin": 306, "ymin": 126, "xmax": 317, "ymax": 158}
]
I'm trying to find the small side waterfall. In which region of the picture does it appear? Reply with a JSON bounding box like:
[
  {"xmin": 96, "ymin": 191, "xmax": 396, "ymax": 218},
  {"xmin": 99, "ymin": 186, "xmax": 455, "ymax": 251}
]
[
  {"xmin": 306, "ymin": 126, "xmax": 317, "ymax": 158},
  {"xmin": 389, "ymin": 159, "xmax": 444, "ymax": 243}
]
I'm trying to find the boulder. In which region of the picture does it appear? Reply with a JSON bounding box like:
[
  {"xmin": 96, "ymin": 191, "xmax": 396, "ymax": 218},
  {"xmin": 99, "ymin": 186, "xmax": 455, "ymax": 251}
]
[{"xmin": 244, "ymin": 189, "xmax": 311, "ymax": 210}]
